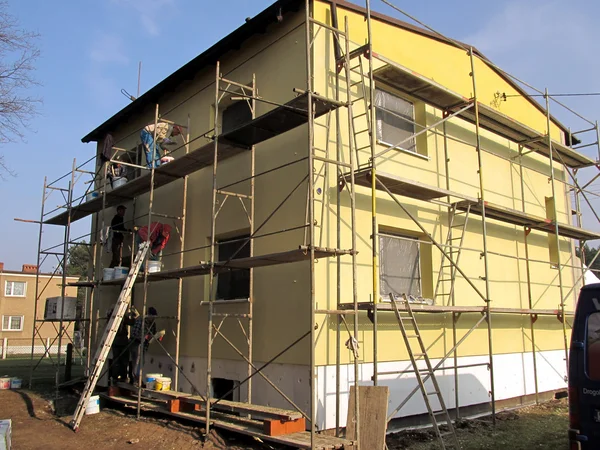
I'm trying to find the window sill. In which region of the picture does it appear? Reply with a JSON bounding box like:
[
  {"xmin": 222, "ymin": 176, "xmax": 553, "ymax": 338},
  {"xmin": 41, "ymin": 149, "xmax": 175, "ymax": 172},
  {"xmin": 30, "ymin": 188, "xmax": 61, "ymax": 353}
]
[
  {"xmin": 377, "ymin": 139, "xmax": 430, "ymax": 161},
  {"xmin": 200, "ymin": 298, "xmax": 250, "ymax": 305},
  {"xmin": 4, "ymin": 295, "xmax": 26, "ymax": 298},
  {"xmin": 1, "ymin": 329, "xmax": 23, "ymax": 332}
]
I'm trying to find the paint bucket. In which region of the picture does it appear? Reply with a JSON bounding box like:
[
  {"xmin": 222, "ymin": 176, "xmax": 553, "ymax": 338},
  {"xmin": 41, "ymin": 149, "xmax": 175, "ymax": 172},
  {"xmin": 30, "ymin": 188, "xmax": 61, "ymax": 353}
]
[
  {"xmin": 0, "ymin": 378, "xmax": 11, "ymax": 390},
  {"xmin": 103, "ymin": 268, "xmax": 115, "ymax": 281},
  {"xmin": 112, "ymin": 177, "xmax": 128, "ymax": 189},
  {"xmin": 10, "ymin": 378, "xmax": 21, "ymax": 389},
  {"xmin": 147, "ymin": 261, "xmax": 162, "ymax": 273},
  {"xmin": 85, "ymin": 395, "xmax": 100, "ymax": 415},
  {"xmin": 86, "ymin": 191, "xmax": 99, "ymax": 202},
  {"xmin": 155, "ymin": 376, "xmax": 171, "ymax": 391},
  {"xmin": 145, "ymin": 373, "xmax": 162, "ymax": 390},
  {"xmin": 113, "ymin": 267, "xmax": 128, "ymax": 279}
]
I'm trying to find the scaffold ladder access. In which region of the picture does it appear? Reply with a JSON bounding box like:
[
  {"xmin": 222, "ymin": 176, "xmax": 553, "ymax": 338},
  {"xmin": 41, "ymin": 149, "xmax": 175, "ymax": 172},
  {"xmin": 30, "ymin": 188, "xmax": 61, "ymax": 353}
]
[
  {"xmin": 391, "ymin": 294, "xmax": 460, "ymax": 450},
  {"xmin": 70, "ymin": 242, "xmax": 149, "ymax": 431}
]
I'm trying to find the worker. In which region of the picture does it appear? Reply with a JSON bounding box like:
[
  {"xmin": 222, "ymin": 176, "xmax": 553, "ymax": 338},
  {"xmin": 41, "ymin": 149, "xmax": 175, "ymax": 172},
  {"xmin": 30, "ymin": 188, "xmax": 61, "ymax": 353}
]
[
  {"xmin": 129, "ymin": 306, "xmax": 158, "ymax": 384},
  {"xmin": 141, "ymin": 122, "xmax": 183, "ymax": 168},
  {"xmin": 110, "ymin": 205, "xmax": 131, "ymax": 268},
  {"xmin": 106, "ymin": 307, "xmax": 135, "ymax": 384}
]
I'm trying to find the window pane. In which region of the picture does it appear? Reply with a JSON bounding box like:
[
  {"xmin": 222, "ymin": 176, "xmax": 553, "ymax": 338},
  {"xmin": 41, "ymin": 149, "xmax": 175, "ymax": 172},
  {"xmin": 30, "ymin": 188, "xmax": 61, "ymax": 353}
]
[
  {"xmin": 222, "ymin": 101, "xmax": 252, "ymax": 134},
  {"xmin": 5, "ymin": 282, "xmax": 11, "ymax": 296},
  {"xmin": 216, "ymin": 235, "xmax": 251, "ymax": 300},
  {"xmin": 588, "ymin": 312, "xmax": 600, "ymax": 380},
  {"xmin": 13, "ymin": 282, "xmax": 25, "ymax": 296},
  {"xmin": 379, "ymin": 234, "xmax": 421, "ymax": 298},
  {"xmin": 375, "ymin": 89, "xmax": 416, "ymax": 152},
  {"xmin": 2, "ymin": 316, "xmax": 8, "ymax": 330},
  {"xmin": 10, "ymin": 316, "xmax": 21, "ymax": 330}
]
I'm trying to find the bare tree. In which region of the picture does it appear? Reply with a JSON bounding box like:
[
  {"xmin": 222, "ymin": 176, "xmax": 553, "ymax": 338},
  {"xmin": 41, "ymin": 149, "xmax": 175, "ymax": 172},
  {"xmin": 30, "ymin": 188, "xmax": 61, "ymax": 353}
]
[{"xmin": 0, "ymin": 1, "xmax": 40, "ymax": 175}]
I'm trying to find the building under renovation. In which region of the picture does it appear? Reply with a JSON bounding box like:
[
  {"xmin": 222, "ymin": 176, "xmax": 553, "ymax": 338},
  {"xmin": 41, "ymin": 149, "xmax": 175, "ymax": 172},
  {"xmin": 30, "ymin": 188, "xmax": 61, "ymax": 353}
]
[{"xmin": 32, "ymin": 0, "xmax": 600, "ymax": 448}]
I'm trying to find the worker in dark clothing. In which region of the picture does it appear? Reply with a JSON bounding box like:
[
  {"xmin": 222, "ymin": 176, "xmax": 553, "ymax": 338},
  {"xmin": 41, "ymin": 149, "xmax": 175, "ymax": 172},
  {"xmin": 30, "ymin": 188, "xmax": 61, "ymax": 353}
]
[
  {"xmin": 110, "ymin": 205, "xmax": 130, "ymax": 268},
  {"xmin": 106, "ymin": 307, "xmax": 135, "ymax": 385},
  {"xmin": 130, "ymin": 306, "xmax": 158, "ymax": 383}
]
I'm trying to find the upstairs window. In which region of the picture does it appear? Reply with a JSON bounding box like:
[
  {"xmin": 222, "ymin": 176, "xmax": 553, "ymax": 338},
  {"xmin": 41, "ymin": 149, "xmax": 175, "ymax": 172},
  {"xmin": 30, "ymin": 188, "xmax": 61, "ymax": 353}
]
[
  {"xmin": 375, "ymin": 89, "xmax": 416, "ymax": 154},
  {"xmin": 379, "ymin": 233, "xmax": 422, "ymax": 299},
  {"xmin": 216, "ymin": 235, "xmax": 251, "ymax": 301},
  {"xmin": 5, "ymin": 281, "xmax": 26, "ymax": 297},
  {"xmin": 222, "ymin": 101, "xmax": 252, "ymax": 134}
]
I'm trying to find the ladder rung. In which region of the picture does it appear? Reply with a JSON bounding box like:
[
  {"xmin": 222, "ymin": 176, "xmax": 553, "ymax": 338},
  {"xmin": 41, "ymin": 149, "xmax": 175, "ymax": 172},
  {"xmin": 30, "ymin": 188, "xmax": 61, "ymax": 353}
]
[
  {"xmin": 427, "ymin": 391, "xmax": 440, "ymax": 396},
  {"xmin": 406, "ymin": 334, "xmax": 420, "ymax": 338},
  {"xmin": 413, "ymin": 353, "xmax": 426, "ymax": 357},
  {"xmin": 353, "ymin": 112, "xmax": 368, "ymax": 118}
]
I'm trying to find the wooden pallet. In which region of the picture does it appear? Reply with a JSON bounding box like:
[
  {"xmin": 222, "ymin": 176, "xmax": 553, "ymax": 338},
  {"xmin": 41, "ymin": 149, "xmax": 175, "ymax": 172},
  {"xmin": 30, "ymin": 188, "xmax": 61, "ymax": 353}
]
[{"xmin": 105, "ymin": 384, "xmax": 354, "ymax": 449}]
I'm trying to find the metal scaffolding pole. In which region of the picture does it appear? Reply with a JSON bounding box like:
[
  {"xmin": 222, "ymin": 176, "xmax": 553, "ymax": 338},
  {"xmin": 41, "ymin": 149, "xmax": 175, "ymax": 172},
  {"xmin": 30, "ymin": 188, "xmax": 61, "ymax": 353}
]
[
  {"xmin": 469, "ymin": 48, "xmax": 496, "ymax": 425},
  {"xmin": 544, "ymin": 89, "xmax": 570, "ymax": 370}
]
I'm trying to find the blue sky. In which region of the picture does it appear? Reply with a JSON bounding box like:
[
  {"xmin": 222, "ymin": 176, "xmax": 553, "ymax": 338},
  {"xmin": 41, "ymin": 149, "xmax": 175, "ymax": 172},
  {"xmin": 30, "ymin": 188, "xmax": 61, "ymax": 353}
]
[{"xmin": 1, "ymin": 0, "xmax": 600, "ymax": 270}]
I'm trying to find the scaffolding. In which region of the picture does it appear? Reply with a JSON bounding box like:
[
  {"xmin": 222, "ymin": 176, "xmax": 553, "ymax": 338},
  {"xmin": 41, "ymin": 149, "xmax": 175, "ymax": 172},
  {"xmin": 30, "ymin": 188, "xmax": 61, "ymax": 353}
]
[{"xmin": 26, "ymin": 0, "xmax": 600, "ymax": 448}]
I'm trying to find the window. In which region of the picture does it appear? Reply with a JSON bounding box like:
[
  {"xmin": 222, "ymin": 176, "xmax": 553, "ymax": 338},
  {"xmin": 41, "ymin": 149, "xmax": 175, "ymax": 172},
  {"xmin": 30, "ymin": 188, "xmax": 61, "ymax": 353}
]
[
  {"xmin": 375, "ymin": 88, "xmax": 416, "ymax": 153},
  {"xmin": 587, "ymin": 312, "xmax": 600, "ymax": 380},
  {"xmin": 379, "ymin": 233, "xmax": 421, "ymax": 299},
  {"xmin": 5, "ymin": 281, "xmax": 26, "ymax": 297},
  {"xmin": 216, "ymin": 235, "xmax": 251, "ymax": 300},
  {"xmin": 2, "ymin": 315, "xmax": 23, "ymax": 331},
  {"xmin": 222, "ymin": 100, "xmax": 252, "ymax": 134},
  {"xmin": 211, "ymin": 378, "xmax": 240, "ymax": 401}
]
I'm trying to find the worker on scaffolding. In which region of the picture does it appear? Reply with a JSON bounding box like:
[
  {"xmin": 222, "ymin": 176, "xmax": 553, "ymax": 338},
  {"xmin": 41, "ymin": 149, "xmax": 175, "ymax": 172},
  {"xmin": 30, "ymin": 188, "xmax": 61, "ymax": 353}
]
[
  {"xmin": 141, "ymin": 122, "xmax": 183, "ymax": 168},
  {"xmin": 106, "ymin": 307, "xmax": 135, "ymax": 385},
  {"xmin": 110, "ymin": 205, "xmax": 131, "ymax": 268},
  {"xmin": 129, "ymin": 306, "xmax": 158, "ymax": 384}
]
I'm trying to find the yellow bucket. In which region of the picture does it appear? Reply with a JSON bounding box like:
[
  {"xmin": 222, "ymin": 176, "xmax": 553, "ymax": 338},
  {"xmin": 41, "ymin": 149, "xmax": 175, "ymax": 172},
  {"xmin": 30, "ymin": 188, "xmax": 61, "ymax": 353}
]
[{"xmin": 155, "ymin": 376, "xmax": 171, "ymax": 391}]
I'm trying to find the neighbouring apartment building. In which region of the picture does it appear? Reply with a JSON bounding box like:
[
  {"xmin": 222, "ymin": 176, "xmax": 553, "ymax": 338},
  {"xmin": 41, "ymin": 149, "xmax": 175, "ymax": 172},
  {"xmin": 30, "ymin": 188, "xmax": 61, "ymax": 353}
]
[
  {"xmin": 0, "ymin": 262, "xmax": 79, "ymax": 354},
  {"xmin": 45, "ymin": 0, "xmax": 600, "ymax": 431}
]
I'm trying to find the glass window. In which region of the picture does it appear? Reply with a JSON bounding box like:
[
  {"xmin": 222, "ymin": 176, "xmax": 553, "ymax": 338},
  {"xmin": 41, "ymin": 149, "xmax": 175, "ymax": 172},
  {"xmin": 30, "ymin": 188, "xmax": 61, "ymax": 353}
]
[
  {"xmin": 5, "ymin": 281, "xmax": 26, "ymax": 297},
  {"xmin": 379, "ymin": 233, "xmax": 422, "ymax": 299},
  {"xmin": 587, "ymin": 312, "xmax": 600, "ymax": 380},
  {"xmin": 375, "ymin": 89, "xmax": 416, "ymax": 153},
  {"xmin": 216, "ymin": 235, "xmax": 251, "ymax": 301},
  {"xmin": 222, "ymin": 101, "xmax": 252, "ymax": 134},
  {"xmin": 2, "ymin": 315, "xmax": 23, "ymax": 331}
]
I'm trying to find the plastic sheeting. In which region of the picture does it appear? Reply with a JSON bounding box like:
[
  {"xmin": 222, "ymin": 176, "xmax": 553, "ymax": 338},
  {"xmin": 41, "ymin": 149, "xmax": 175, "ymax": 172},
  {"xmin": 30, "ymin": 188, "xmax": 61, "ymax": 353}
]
[
  {"xmin": 374, "ymin": 89, "xmax": 416, "ymax": 152},
  {"xmin": 379, "ymin": 233, "xmax": 421, "ymax": 298}
]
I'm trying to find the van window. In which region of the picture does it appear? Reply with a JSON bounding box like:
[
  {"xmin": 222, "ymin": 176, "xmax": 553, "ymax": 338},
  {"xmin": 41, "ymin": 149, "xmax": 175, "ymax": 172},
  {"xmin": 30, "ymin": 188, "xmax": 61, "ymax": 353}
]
[{"xmin": 587, "ymin": 312, "xmax": 600, "ymax": 380}]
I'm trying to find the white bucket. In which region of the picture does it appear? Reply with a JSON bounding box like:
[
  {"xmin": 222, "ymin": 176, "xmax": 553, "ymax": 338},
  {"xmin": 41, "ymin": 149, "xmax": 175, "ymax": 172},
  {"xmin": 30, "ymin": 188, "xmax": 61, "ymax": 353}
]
[
  {"xmin": 145, "ymin": 373, "xmax": 162, "ymax": 390},
  {"xmin": 85, "ymin": 395, "xmax": 100, "ymax": 415},
  {"xmin": 0, "ymin": 378, "xmax": 10, "ymax": 390},
  {"xmin": 10, "ymin": 378, "xmax": 21, "ymax": 389},
  {"xmin": 112, "ymin": 177, "xmax": 128, "ymax": 189},
  {"xmin": 155, "ymin": 376, "xmax": 171, "ymax": 391},
  {"xmin": 86, "ymin": 192, "xmax": 99, "ymax": 202},
  {"xmin": 113, "ymin": 267, "xmax": 128, "ymax": 279},
  {"xmin": 147, "ymin": 261, "xmax": 162, "ymax": 273},
  {"xmin": 103, "ymin": 268, "xmax": 115, "ymax": 281}
]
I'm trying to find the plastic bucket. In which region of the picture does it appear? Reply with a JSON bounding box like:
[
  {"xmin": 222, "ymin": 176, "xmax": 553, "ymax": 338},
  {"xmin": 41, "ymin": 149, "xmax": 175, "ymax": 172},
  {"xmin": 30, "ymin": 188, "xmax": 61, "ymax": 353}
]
[
  {"xmin": 112, "ymin": 177, "xmax": 127, "ymax": 189},
  {"xmin": 103, "ymin": 268, "xmax": 115, "ymax": 281},
  {"xmin": 155, "ymin": 377, "xmax": 171, "ymax": 391},
  {"xmin": 0, "ymin": 378, "xmax": 11, "ymax": 390},
  {"xmin": 86, "ymin": 192, "xmax": 99, "ymax": 202},
  {"xmin": 10, "ymin": 378, "xmax": 21, "ymax": 389},
  {"xmin": 145, "ymin": 373, "xmax": 162, "ymax": 390},
  {"xmin": 113, "ymin": 267, "xmax": 128, "ymax": 279},
  {"xmin": 147, "ymin": 261, "xmax": 162, "ymax": 273},
  {"xmin": 85, "ymin": 395, "xmax": 100, "ymax": 415}
]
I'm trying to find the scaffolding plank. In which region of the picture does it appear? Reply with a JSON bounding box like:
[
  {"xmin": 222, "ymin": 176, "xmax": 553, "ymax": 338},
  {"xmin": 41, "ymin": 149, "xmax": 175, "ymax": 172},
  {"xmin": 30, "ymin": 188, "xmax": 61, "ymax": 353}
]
[
  {"xmin": 102, "ymin": 394, "xmax": 354, "ymax": 450},
  {"xmin": 353, "ymin": 169, "xmax": 477, "ymax": 202},
  {"xmin": 344, "ymin": 302, "xmax": 573, "ymax": 316},
  {"xmin": 456, "ymin": 200, "xmax": 600, "ymax": 240},
  {"xmin": 75, "ymin": 247, "xmax": 349, "ymax": 287},
  {"xmin": 372, "ymin": 53, "xmax": 595, "ymax": 169},
  {"xmin": 44, "ymin": 92, "xmax": 343, "ymax": 226}
]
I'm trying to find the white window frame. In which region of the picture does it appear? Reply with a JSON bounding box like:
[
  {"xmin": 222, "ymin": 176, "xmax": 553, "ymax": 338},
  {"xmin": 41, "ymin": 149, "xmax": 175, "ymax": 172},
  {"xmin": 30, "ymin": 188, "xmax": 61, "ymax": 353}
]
[
  {"xmin": 374, "ymin": 88, "xmax": 419, "ymax": 156},
  {"xmin": 5, "ymin": 280, "xmax": 27, "ymax": 297},
  {"xmin": 2, "ymin": 315, "xmax": 24, "ymax": 331}
]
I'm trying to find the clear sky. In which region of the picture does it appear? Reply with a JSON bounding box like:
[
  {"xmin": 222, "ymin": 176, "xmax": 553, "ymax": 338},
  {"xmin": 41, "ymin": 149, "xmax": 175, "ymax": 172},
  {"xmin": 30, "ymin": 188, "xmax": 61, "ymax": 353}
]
[{"xmin": 1, "ymin": 0, "xmax": 600, "ymax": 270}]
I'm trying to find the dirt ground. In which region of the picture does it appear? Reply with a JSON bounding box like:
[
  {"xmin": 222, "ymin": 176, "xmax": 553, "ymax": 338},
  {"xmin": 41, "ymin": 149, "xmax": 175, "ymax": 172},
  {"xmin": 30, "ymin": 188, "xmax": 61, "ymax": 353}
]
[
  {"xmin": 387, "ymin": 399, "xmax": 569, "ymax": 450},
  {"xmin": 0, "ymin": 389, "xmax": 272, "ymax": 450},
  {"xmin": 0, "ymin": 387, "xmax": 570, "ymax": 450}
]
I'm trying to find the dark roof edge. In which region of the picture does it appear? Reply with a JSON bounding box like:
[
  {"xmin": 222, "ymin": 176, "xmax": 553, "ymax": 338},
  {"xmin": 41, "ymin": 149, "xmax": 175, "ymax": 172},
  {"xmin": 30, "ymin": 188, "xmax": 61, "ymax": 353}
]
[{"xmin": 82, "ymin": 0, "xmax": 570, "ymax": 143}]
